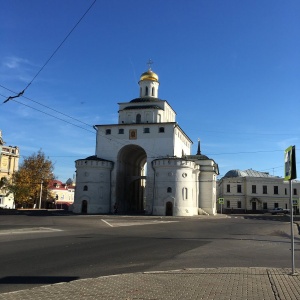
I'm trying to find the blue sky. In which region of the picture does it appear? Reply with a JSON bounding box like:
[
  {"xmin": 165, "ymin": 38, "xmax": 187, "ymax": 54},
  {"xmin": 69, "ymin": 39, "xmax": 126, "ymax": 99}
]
[{"xmin": 1, "ymin": 0, "xmax": 299, "ymax": 182}]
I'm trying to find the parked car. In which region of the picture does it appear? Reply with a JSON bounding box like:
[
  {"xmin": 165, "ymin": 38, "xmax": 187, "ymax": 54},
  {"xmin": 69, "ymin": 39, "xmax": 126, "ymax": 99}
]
[{"xmin": 268, "ymin": 207, "xmax": 290, "ymax": 215}]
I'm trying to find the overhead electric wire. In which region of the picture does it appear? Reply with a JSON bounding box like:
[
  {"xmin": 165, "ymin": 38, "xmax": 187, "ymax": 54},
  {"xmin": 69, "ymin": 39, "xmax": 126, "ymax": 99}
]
[
  {"xmin": 0, "ymin": 84, "xmax": 93, "ymax": 129},
  {"xmin": 0, "ymin": 0, "xmax": 296, "ymax": 176},
  {"xmin": 208, "ymin": 149, "xmax": 283, "ymax": 155},
  {"xmin": 11, "ymin": 98, "xmax": 95, "ymax": 134},
  {"xmin": 2, "ymin": 0, "xmax": 97, "ymax": 103},
  {"xmin": 2, "ymin": 87, "xmax": 297, "ymax": 159}
]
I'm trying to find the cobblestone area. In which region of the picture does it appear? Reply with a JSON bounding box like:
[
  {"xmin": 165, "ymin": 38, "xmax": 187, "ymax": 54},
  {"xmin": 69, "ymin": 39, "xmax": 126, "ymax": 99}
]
[{"xmin": 0, "ymin": 268, "xmax": 299, "ymax": 300}]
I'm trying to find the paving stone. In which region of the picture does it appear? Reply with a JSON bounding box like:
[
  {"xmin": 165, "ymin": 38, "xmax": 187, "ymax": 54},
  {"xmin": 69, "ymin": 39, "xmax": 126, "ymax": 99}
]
[{"xmin": 0, "ymin": 268, "xmax": 299, "ymax": 300}]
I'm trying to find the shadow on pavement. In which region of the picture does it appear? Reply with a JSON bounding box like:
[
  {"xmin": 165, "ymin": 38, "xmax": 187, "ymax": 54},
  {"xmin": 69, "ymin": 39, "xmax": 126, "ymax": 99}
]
[{"xmin": 0, "ymin": 276, "xmax": 79, "ymax": 284}]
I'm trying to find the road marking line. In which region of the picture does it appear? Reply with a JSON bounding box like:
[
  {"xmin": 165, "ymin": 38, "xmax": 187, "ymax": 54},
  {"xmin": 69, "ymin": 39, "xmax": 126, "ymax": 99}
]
[
  {"xmin": 101, "ymin": 220, "xmax": 178, "ymax": 227},
  {"xmin": 0, "ymin": 227, "xmax": 63, "ymax": 235},
  {"xmin": 101, "ymin": 219, "xmax": 113, "ymax": 227}
]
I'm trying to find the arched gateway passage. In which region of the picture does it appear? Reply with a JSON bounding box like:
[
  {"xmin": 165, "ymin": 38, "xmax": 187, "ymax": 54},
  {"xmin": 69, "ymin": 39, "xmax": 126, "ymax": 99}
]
[{"xmin": 116, "ymin": 145, "xmax": 147, "ymax": 214}]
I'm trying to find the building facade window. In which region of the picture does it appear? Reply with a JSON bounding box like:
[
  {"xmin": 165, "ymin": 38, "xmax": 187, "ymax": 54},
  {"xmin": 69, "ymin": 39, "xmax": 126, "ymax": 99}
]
[
  {"xmin": 285, "ymin": 188, "xmax": 287, "ymax": 195},
  {"xmin": 143, "ymin": 128, "xmax": 150, "ymax": 133},
  {"xmin": 226, "ymin": 184, "xmax": 230, "ymax": 193},
  {"xmin": 263, "ymin": 185, "xmax": 267, "ymax": 194},
  {"xmin": 274, "ymin": 202, "xmax": 279, "ymax": 208},
  {"xmin": 145, "ymin": 86, "xmax": 148, "ymax": 96},
  {"xmin": 118, "ymin": 128, "xmax": 124, "ymax": 134},
  {"xmin": 167, "ymin": 187, "xmax": 172, "ymax": 193},
  {"xmin": 263, "ymin": 202, "xmax": 268, "ymax": 210},
  {"xmin": 83, "ymin": 185, "xmax": 88, "ymax": 191},
  {"xmin": 226, "ymin": 200, "xmax": 230, "ymax": 208},
  {"xmin": 237, "ymin": 201, "xmax": 242, "ymax": 208},
  {"xmin": 105, "ymin": 129, "xmax": 111, "ymax": 135},
  {"xmin": 274, "ymin": 186, "xmax": 279, "ymax": 195},
  {"xmin": 252, "ymin": 185, "xmax": 256, "ymax": 193},
  {"xmin": 237, "ymin": 185, "xmax": 242, "ymax": 193},
  {"xmin": 182, "ymin": 188, "xmax": 188, "ymax": 200},
  {"xmin": 136, "ymin": 114, "xmax": 141, "ymax": 123},
  {"xmin": 293, "ymin": 188, "xmax": 297, "ymax": 195},
  {"xmin": 159, "ymin": 127, "xmax": 165, "ymax": 133}
]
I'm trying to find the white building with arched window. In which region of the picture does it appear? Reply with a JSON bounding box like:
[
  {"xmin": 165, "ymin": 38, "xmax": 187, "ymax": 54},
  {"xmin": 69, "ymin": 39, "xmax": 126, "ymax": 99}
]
[{"xmin": 72, "ymin": 66, "xmax": 219, "ymax": 216}]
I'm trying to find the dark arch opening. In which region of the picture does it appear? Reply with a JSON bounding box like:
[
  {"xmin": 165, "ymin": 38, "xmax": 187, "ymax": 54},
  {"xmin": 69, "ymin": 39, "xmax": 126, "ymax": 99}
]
[
  {"xmin": 166, "ymin": 201, "xmax": 173, "ymax": 216},
  {"xmin": 116, "ymin": 145, "xmax": 147, "ymax": 214},
  {"xmin": 81, "ymin": 200, "xmax": 88, "ymax": 214}
]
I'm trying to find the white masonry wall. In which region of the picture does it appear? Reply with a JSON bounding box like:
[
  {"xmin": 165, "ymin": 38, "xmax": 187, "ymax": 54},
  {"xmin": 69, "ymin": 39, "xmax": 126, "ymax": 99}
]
[
  {"xmin": 152, "ymin": 158, "xmax": 199, "ymax": 216},
  {"xmin": 73, "ymin": 159, "xmax": 113, "ymax": 214}
]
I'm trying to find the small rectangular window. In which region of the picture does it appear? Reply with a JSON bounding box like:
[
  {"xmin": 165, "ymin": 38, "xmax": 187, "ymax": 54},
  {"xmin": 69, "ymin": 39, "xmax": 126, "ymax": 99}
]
[
  {"xmin": 237, "ymin": 185, "xmax": 242, "ymax": 193},
  {"xmin": 237, "ymin": 201, "xmax": 242, "ymax": 208},
  {"xmin": 293, "ymin": 188, "xmax": 297, "ymax": 195},
  {"xmin": 263, "ymin": 202, "xmax": 268, "ymax": 210},
  {"xmin": 143, "ymin": 128, "xmax": 150, "ymax": 133},
  {"xmin": 118, "ymin": 129, "xmax": 124, "ymax": 134},
  {"xmin": 274, "ymin": 202, "xmax": 279, "ymax": 208},
  {"xmin": 182, "ymin": 187, "xmax": 188, "ymax": 200},
  {"xmin": 159, "ymin": 127, "xmax": 165, "ymax": 133},
  {"xmin": 226, "ymin": 184, "xmax": 230, "ymax": 193},
  {"xmin": 252, "ymin": 185, "xmax": 256, "ymax": 193},
  {"xmin": 226, "ymin": 200, "xmax": 230, "ymax": 208},
  {"xmin": 263, "ymin": 185, "xmax": 267, "ymax": 194},
  {"xmin": 105, "ymin": 129, "xmax": 111, "ymax": 135},
  {"xmin": 285, "ymin": 188, "xmax": 287, "ymax": 195},
  {"xmin": 274, "ymin": 186, "xmax": 279, "ymax": 195}
]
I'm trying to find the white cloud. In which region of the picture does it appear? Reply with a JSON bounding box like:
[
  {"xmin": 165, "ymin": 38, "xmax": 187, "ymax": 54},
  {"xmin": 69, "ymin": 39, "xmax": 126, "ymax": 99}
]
[
  {"xmin": 0, "ymin": 56, "xmax": 39, "ymax": 84},
  {"xmin": 3, "ymin": 56, "xmax": 30, "ymax": 69}
]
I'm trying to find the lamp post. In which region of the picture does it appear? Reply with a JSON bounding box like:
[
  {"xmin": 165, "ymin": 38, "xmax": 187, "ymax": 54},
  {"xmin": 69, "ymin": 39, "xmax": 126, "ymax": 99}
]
[{"xmin": 39, "ymin": 180, "xmax": 43, "ymax": 209}]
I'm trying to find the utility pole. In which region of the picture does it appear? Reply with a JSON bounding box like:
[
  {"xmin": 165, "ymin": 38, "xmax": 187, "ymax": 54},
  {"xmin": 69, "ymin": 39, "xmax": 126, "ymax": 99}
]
[{"xmin": 39, "ymin": 180, "xmax": 43, "ymax": 209}]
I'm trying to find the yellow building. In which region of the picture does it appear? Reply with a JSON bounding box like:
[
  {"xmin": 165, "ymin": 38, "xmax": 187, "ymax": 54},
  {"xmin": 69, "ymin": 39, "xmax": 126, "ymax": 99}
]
[{"xmin": 0, "ymin": 130, "xmax": 20, "ymax": 209}]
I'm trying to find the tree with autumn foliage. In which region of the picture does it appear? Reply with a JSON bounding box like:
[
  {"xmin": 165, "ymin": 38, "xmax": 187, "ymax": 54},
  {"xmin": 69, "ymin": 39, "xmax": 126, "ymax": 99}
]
[{"xmin": 10, "ymin": 150, "xmax": 55, "ymax": 208}]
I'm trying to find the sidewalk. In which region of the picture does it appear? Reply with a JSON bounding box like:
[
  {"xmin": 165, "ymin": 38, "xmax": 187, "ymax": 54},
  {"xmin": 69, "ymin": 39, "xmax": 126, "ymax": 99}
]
[{"xmin": 1, "ymin": 268, "xmax": 300, "ymax": 300}]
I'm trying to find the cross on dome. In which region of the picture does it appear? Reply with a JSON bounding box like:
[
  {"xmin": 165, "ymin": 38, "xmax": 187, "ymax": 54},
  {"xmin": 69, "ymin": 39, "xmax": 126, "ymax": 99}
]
[{"xmin": 147, "ymin": 59, "xmax": 153, "ymax": 70}]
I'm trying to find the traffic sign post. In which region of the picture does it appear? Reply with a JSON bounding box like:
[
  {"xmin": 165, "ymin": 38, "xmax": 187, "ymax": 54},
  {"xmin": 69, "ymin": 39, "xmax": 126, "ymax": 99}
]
[
  {"xmin": 218, "ymin": 198, "xmax": 224, "ymax": 214},
  {"xmin": 285, "ymin": 145, "xmax": 297, "ymax": 275}
]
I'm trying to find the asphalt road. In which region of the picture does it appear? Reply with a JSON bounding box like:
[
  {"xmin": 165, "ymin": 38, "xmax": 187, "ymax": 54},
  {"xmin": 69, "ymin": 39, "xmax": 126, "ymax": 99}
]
[{"xmin": 0, "ymin": 212, "xmax": 299, "ymax": 294}]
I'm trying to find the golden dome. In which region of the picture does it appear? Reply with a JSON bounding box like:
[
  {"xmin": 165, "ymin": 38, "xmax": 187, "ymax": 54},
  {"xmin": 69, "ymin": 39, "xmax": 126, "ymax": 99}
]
[{"xmin": 139, "ymin": 69, "xmax": 159, "ymax": 82}]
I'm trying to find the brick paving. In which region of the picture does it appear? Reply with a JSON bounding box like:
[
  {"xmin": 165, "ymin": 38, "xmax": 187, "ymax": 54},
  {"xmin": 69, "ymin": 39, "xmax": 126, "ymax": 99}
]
[{"xmin": 0, "ymin": 268, "xmax": 299, "ymax": 300}]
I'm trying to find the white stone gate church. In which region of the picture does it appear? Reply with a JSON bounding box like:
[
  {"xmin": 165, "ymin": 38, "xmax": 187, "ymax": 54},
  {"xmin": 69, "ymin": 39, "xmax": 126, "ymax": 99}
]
[{"xmin": 72, "ymin": 66, "xmax": 219, "ymax": 216}]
